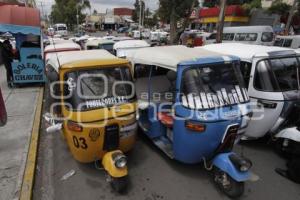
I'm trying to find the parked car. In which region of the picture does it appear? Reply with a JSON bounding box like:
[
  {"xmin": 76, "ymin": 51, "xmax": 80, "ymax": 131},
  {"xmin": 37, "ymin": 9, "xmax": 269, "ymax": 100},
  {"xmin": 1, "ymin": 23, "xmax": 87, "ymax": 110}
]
[{"xmin": 117, "ymin": 27, "xmax": 129, "ymax": 33}]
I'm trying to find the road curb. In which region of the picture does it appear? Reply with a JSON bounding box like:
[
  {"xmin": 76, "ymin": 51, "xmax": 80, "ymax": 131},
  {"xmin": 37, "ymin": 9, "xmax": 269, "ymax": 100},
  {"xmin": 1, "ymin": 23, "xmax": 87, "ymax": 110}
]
[{"xmin": 19, "ymin": 87, "xmax": 44, "ymax": 200}]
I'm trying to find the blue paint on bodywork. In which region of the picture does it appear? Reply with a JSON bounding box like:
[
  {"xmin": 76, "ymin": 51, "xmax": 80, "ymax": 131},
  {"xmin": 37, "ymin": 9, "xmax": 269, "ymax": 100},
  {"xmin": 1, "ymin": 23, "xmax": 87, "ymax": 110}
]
[{"xmin": 212, "ymin": 152, "xmax": 250, "ymax": 182}]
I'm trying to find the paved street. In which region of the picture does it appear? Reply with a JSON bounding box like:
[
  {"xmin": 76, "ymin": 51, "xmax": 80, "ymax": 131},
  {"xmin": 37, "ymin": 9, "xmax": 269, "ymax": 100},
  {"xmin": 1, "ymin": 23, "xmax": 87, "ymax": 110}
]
[
  {"xmin": 0, "ymin": 65, "xmax": 40, "ymax": 200},
  {"xmin": 33, "ymin": 86, "xmax": 300, "ymax": 200}
]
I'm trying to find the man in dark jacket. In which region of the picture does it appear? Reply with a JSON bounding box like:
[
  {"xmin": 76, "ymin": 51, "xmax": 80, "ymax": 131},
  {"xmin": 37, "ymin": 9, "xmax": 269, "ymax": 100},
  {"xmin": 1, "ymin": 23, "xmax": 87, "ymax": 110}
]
[{"xmin": 2, "ymin": 40, "xmax": 13, "ymax": 87}]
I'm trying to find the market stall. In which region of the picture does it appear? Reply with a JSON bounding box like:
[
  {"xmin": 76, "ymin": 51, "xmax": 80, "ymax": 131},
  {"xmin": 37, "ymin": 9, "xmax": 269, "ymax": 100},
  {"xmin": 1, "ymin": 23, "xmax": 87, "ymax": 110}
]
[{"xmin": 0, "ymin": 5, "xmax": 45, "ymax": 84}]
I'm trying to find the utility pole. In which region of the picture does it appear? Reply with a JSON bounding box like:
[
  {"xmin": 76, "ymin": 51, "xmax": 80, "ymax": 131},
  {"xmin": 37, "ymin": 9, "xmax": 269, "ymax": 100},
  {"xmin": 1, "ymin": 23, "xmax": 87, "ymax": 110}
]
[
  {"xmin": 216, "ymin": 0, "xmax": 227, "ymax": 43},
  {"xmin": 285, "ymin": 0, "xmax": 298, "ymax": 35},
  {"xmin": 40, "ymin": 2, "xmax": 45, "ymax": 19},
  {"xmin": 139, "ymin": 0, "xmax": 142, "ymax": 30}
]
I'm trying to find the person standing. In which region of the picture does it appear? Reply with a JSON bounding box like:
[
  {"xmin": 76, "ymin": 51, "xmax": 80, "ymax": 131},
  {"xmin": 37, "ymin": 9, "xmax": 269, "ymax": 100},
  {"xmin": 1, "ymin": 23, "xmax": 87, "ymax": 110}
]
[
  {"xmin": 2, "ymin": 40, "xmax": 13, "ymax": 87},
  {"xmin": 0, "ymin": 86, "xmax": 7, "ymax": 126}
]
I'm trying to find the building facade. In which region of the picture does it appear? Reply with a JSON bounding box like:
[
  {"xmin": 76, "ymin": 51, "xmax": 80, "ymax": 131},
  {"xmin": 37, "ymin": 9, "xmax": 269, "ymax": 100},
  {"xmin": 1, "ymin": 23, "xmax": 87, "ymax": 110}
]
[{"xmin": 192, "ymin": 5, "xmax": 249, "ymax": 31}]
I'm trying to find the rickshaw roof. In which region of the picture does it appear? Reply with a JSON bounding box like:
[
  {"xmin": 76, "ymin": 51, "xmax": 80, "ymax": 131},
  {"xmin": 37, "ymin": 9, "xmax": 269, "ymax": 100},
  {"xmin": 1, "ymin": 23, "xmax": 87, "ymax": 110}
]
[
  {"xmin": 201, "ymin": 43, "xmax": 300, "ymax": 62},
  {"xmin": 86, "ymin": 39, "xmax": 115, "ymax": 47},
  {"xmin": 113, "ymin": 40, "xmax": 150, "ymax": 50},
  {"xmin": 0, "ymin": 5, "xmax": 41, "ymax": 35},
  {"xmin": 129, "ymin": 45, "xmax": 229, "ymax": 71},
  {"xmin": 47, "ymin": 50, "xmax": 128, "ymax": 72},
  {"xmin": 45, "ymin": 42, "xmax": 81, "ymax": 52}
]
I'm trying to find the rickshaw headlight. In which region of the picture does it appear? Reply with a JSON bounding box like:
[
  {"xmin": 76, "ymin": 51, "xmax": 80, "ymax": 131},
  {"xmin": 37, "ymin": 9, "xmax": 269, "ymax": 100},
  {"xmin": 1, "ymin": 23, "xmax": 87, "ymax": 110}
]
[
  {"xmin": 185, "ymin": 121, "xmax": 206, "ymax": 132},
  {"xmin": 113, "ymin": 154, "xmax": 127, "ymax": 169},
  {"xmin": 240, "ymin": 161, "xmax": 252, "ymax": 172},
  {"xmin": 67, "ymin": 121, "xmax": 83, "ymax": 132},
  {"xmin": 229, "ymin": 154, "xmax": 252, "ymax": 172}
]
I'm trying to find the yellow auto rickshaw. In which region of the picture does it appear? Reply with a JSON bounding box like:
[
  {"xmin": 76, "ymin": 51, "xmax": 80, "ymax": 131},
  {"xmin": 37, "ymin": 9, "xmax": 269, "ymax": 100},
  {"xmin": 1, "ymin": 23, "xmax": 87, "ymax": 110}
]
[{"xmin": 45, "ymin": 50, "xmax": 137, "ymax": 192}]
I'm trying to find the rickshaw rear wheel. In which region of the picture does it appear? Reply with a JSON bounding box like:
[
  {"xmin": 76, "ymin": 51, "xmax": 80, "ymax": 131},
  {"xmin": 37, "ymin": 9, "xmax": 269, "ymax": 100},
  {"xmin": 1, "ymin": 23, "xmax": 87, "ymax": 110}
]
[
  {"xmin": 214, "ymin": 170, "xmax": 244, "ymax": 198},
  {"xmin": 110, "ymin": 176, "xmax": 128, "ymax": 193}
]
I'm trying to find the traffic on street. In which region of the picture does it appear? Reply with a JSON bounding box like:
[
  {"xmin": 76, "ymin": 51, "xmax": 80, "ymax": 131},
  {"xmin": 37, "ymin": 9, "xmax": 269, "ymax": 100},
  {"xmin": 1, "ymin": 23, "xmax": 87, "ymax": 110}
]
[{"xmin": 0, "ymin": 0, "xmax": 300, "ymax": 200}]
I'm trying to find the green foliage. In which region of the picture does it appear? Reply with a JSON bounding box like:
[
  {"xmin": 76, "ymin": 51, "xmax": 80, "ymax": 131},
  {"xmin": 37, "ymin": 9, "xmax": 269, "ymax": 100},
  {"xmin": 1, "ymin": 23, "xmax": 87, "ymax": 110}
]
[
  {"xmin": 242, "ymin": 0, "xmax": 262, "ymax": 13},
  {"xmin": 144, "ymin": 9, "xmax": 158, "ymax": 28},
  {"xmin": 50, "ymin": 0, "xmax": 91, "ymax": 30},
  {"xmin": 158, "ymin": 0, "xmax": 199, "ymax": 43},
  {"xmin": 268, "ymin": 0, "xmax": 291, "ymax": 15},
  {"xmin": 158, "ymin": 0, "xmax": 199, "ymax": 23}
]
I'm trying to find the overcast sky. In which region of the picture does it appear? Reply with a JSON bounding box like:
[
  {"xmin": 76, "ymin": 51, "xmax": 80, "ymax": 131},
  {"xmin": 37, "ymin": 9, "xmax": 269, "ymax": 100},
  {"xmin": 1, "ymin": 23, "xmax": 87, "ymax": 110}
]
[{"xmin": 37, "ymin": 0, "xmax": 159, "ymax": 15}]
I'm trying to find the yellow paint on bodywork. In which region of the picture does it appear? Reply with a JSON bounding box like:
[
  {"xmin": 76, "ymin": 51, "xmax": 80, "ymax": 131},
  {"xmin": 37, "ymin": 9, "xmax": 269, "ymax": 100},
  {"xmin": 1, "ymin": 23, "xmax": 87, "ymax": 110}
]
[
  {"xmin": 58, "ymin": 60, "xmax": 137, "ymax": 163},
  {"xmin": 102, "ymin": 150, "xmax": 128, "ymax": 178}
]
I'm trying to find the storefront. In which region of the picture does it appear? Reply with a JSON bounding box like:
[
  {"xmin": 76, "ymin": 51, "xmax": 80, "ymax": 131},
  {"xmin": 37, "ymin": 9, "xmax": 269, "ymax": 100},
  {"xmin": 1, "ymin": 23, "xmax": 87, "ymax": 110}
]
[{"xmin": 192, "ymin": 5, "xmax": 249, "ymax": 32}]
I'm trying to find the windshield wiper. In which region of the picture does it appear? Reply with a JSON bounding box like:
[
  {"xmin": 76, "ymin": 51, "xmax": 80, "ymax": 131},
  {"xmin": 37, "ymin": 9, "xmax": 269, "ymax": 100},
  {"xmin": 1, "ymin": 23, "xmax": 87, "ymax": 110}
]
[{"xmin": 81, "ymin": 78, "xmax": 97, "ymax": 96}]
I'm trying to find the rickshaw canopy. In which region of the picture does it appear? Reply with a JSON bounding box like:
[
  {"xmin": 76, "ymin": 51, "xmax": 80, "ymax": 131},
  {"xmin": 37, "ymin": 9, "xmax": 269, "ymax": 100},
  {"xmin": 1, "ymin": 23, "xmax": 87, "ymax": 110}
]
[
  {"xmin": 129, "ymin": 45, "xmax": 229, "ymax": 71},
  {"xmin": 113, "ymin": 40, "xmax": 150, "ymax": 50},
  {"xmin": 47, "ymin": 50, "xmax": 129, "ymax": 72},
  {"xmin": 201, "ymin": 43, "xmax": 300, "ymax": 62},
  {"xmin": 0, "ymin": 5, "xmax": 41, "ymax": 35},
  {"xmin": 86, "ymin": 39, "xmax": 115, "ymax": 47}
]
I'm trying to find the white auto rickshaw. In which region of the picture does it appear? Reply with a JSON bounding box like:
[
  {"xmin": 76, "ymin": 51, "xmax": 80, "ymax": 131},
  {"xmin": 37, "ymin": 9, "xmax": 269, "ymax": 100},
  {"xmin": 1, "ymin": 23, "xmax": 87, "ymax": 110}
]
[
  {"xmin": 113, "ymin": 40, "xmax": 150, "ymax": 58},
  {"xmin": 202, "ymin": 43, "xmax": 300, "ymax": 155}
]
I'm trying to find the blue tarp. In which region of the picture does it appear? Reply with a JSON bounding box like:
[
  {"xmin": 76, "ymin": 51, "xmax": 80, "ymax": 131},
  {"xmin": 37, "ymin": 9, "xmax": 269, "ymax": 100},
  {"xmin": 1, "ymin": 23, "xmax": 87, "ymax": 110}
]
[{"xmin": 0, "ymin": 23, "xmax": 40, "ymax": 36}]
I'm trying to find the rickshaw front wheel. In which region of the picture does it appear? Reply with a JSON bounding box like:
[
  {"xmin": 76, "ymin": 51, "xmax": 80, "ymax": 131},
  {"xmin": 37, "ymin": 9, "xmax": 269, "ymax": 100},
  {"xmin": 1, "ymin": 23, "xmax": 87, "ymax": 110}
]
[
  {"xmin": 110, "ymin": 175, "xmax": 128, "ymax": 193},
  {"xmin": 214, "ymin": 170, "xmax": 244, "ymax": 198}
]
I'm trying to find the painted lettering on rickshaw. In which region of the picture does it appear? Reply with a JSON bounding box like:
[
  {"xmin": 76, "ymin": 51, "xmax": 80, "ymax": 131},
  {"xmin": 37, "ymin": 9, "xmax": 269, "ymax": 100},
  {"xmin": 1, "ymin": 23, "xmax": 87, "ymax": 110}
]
[
  {"xmin": 13, "ymin": 63, "xmax": 43, "ymax": 75},
  {"xmin": 85, "ymin": 96, "xmax": 127, "ymax": 109}
]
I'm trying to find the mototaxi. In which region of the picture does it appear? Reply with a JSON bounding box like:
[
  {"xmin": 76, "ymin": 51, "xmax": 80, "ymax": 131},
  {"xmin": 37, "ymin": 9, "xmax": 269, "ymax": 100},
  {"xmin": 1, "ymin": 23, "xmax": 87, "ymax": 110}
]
[
  {"xmin": 129, "ymin": 46, "xmax": 253, "ymax": 198},
  {"xmin": 45, "ymin": 50, "xmax": 137, "ymax": 192},
  {"xmin": 202, "ymin": 43, "xmax": 300, "ymax": 155}
]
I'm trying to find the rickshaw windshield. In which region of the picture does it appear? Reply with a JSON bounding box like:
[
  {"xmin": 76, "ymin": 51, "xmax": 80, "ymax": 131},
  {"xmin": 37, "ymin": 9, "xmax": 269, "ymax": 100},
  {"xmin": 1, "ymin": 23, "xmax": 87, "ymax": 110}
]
[
  {"xmin": 100, "ymin": 43, "xmax": 114, "ymax": 52},
  {"xmin": 181, "ymin": 63, "xmax": 249, "ymax": 110},
  {"xmin": 64, "ymin": 66, "xmax": 135, "ymax": 111},
  {"xmin": 254, "ymin": 56, "xmax": 300, "ymax": 92}
]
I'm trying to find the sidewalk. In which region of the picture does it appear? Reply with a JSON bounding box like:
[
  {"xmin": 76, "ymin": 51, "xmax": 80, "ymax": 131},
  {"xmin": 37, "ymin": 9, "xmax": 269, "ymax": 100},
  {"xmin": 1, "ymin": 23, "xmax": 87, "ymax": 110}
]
[{"xmin": 0, "ymin": 65, "xmax": 40, "ymax": 200}]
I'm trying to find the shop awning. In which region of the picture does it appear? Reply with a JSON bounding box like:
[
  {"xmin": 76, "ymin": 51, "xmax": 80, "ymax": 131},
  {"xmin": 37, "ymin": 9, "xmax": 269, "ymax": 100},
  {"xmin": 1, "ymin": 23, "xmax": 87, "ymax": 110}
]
[{"xmin": 0, "ymin": 5, "xmax": 41, "ymax": 35}]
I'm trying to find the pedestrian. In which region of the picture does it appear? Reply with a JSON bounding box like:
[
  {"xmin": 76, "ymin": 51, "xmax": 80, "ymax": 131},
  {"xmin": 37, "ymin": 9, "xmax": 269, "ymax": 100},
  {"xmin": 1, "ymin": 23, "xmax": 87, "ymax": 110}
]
[
  {"xmin": 0, "ymin": 41, "xmax": 3, "ymax": 62},
  {"xmin": 2, "ymin": 40, "xmax": 14, "ymax": 87}
]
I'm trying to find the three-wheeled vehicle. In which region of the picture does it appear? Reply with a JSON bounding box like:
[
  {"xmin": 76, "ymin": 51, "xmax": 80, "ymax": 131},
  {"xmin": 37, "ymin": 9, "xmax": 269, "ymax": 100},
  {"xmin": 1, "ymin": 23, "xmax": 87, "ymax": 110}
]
[
  {"xmin": 45, "ymin": 50, "xmax": 137, "ymax": 192},
  {"xmin": 0, "ymin": 5, "xmax": 45, "ymax": 85},
  {"xmin": 129, "ymin": 46, "xmax": 253, "ymax": 198},
  {"xmin": 113, "ymin": 39, "xmax": 150, "ymax": 58},
  {"xmin": 202, "ymin": 43, "xmax": 300, "ymax": 155},
  {"xmin": 44, "ymin": 42, "xmax": 81, "ymax": 61},
  {"xmin": 85, "ymin": 39, "xmax": 115, "ymax": 54}
]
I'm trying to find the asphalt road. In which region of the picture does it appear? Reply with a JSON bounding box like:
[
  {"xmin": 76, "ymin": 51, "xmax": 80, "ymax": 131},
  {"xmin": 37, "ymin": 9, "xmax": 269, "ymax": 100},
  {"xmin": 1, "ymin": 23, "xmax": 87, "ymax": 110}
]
[{"xmin": 33, "ymin": 69, "xmax": 300, "ymax": 200}]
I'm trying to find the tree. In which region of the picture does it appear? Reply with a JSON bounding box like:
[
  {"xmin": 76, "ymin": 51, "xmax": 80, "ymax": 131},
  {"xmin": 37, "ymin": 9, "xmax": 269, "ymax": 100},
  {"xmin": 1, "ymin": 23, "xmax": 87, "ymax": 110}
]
[
  {"xmin": 132, "ymin": 0, "xmax": 140, "ymax": 22},
  {"xmin": 242, "ymin": 0, "xmax": 262, "ymax": 14},
  {"xmin": 93, "ymin": 9, "xmax": 98, "ymax": 15},
  {"xmin": 268, "ymin": 0, "xmax": 291, "ymax": 15},
  {"xmin": 158, "ymin": 0, "xmax": 199, "ymax": 44},
  {"xmin": 50, "ymin": 0, "xmax": 90, "ymax": 30}
]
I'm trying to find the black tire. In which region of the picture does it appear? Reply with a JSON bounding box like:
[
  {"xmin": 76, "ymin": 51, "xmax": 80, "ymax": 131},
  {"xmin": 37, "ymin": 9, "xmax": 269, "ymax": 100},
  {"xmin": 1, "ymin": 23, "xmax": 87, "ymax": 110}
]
[
  {"xmin": 110, "ymin": 176, "xmax": 128, "ymax": 193},
  {"xmin": 215, "ymin": 171, "xmax": 244, "ymax": 199},
  {"xmin": 274, "ymin": 138, "xmax": 292, "ymax": 158}
]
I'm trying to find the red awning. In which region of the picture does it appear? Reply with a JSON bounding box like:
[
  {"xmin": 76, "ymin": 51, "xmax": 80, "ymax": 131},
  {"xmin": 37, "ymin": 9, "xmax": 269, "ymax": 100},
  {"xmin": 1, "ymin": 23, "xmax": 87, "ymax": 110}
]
[
  {"xmin": 0, "ymin": 5, "xmax": 40, "ymax": 27},
  {"xmin": 199, "ymin": 5, "xmax": 246, "ymax": 18}
]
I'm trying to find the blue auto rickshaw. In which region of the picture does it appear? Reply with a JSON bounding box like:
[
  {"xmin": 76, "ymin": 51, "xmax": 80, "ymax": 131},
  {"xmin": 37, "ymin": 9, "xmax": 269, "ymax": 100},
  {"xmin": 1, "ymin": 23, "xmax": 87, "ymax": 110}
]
[
  {"xmin": 129, "ymin": 46, "xmax": 253, "ymax": 198},
  {"xmin": 0, "ymin": 5, "xmax": 45, "ymax": 85}
]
